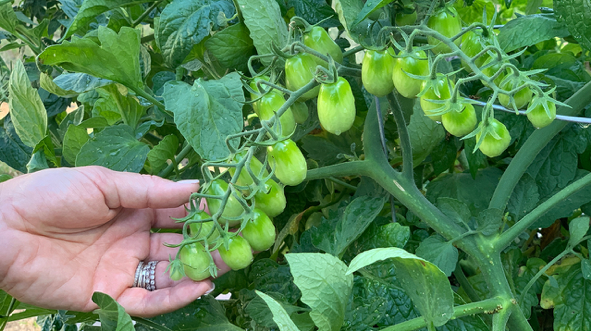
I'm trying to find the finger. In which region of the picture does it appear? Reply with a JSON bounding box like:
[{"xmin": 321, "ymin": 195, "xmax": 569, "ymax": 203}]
[
  {"xmin": 76, "ymin": 166, "xmax": 200, "ymax": 210},
  {"xmin": 117, "ymin": 279, "xmax": 214, "ymax": 317}
]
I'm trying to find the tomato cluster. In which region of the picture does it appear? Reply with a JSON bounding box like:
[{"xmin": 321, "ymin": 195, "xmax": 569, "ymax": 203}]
[{"xmin": 356, "ymin": 2, "xmax": 558, "ymax": 158}]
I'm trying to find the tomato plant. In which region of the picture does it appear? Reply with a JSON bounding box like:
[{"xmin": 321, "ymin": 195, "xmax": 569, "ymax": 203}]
[
  {"xmin": 3, "ymin": 0, "xmax": 591, "ymax": 330},
  {"xmin": 317, "ymin": 76, "xmax": 356, "ymax": 135}
]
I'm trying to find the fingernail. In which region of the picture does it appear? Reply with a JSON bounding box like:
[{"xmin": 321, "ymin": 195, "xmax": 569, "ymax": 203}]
[
  {"xmin": 204, "ymin": 283, "xmax": 215, "ymax": 295},
  {"xmin": 177, "ymin": 179, "xmax": 199, "ymax": 184}
]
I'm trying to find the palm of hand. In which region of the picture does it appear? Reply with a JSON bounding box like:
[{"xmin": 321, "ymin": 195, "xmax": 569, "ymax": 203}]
[{"xmin": 0, "ymin": 167, "xmax": 222, "ymax": 317}]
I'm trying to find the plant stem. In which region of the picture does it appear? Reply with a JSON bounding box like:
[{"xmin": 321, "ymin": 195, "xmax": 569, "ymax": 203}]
[
  {"xmin": 380, "ymin": 298, "xmax": 504, "ymax": 331},
  {"xmin": 518, "ymin": 249, "xmax": 569, "ymax": 305},
  {"xmin": 495, "ymin": 172, "xmax": 591, "ymax": 251},
  {"xmin": 387, "ymin": 92, "xmax": 413, "ymax": 180},
  {"xmin": 454, "ymin": 264, "xmax": 482, "ymax": 303},
  {"xmin": 489, "ymin": 80, "xmax": 591, "ymax": 212},
  {"xmin": 158, "ymin": 143, "xmax": 194, "ymax": 178},
  {"xmin": 132, "ymin": 1, "xmax": 163, "ymax": 27},
  {"xmin": 306, "ymin": 161, "xmax": 368, "ymax": 181}
]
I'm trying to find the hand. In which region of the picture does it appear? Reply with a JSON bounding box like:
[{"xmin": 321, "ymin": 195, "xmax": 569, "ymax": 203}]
[{"xmin": 0, "ymin": 166, "xmax": 229, "ymax": 317}]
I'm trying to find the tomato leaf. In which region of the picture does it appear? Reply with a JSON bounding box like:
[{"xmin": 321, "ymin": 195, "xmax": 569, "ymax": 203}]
[
  {"xmin": 497, "ymin": 14, "xmax": 570, "ymax": 52},
  {"xmin": 554, "ymin": 0, "xmax": 591, "ymax": 51},
  {"xmin": 286, "ymin": 0, "xmax": 339, "ymax": 27},
  {"xmin": 477, "ymin": 208, "xmax": 504, "ymax": 236},
  {"xmin": 568, "ymin": 216, "xmax": 590, "ymax": 246},
  {"xmin": 134, "ymin": 295, "xmax": 243, "ymax": 331},
  {"xmin": 62, "ymin": 124, "xmax": 89, "ymax": 165},
  {"xmin": 205, "ymin": 23, "xmax": 255, "ymax": 71},
  {"xmin": 8, "ymin": 61, "xmax": 47, "ymax": 148},
  {"xmin": 437, "ymin": 197, "xmax": 472, "ymax": 229},
  {"xmin": 64, "ymin": 0, "xmax": 152, "ymax": 39},
  {"xmin": 333, "ymin": 0, "xmax": 363, "ymax": 35},
  {"xmin": 75, "ymin": 125, "xmax": 150, "ymax": 172},
  {"xmin": 235, "ymin": 0, "xmax": 288, "ymax": 66},
  {"xmin": 416, "ymin": 235, "xmax": 458, "ymax": 277},
  {"xmin": 0, "ymin": 117, "xmax": 32, "ymax": 173},
  {"xmin": 248, "ymin": 259, "xmax": 302, "ymax": 304},
  {"xmin": 514, "ymin": 258, "xmax": 546, "ymax": 319},
  {"xmin": 146, "ymin": 135, "xmax": 179, "ymax": 175},
  {"xmin": 552, "ymin": 263, "xmax": 591, "ymax": 330},
  {"xmin": 162, "ymin": 72, "xmax": 244, "ymax": 161},
  {"xmin": 507, "ymin": 174, "xmax": 540, "ymax": 220},
  {"xmin": 309, "ymin": 196, "xmax": 385, "ymax": 257},
  {"xmin": 39, "ymin": 26, "xmax": 143, "ymax": 90},
  {"xmin": 347, "ymin": 247, "xmax": 454, "ymax": 327},
  {"xmin": 156, "ymin": 0, "xmax": 235, "ymax": 68},
  {"xmin": 256, "ymin": 291, "xmax": 302, "ymax": 331},
  {"xmin": 352, "ymin": 0, "xmax": 394, "ymax": 27},
  {"xmin": 92, "ymin": 292, "xmax": 134, "ymax": 331},
  {"xmin": 53, "ymin": 73, "xmax": 112, "ymax": 95},
  {"xmin": 286, "ymin": 253, "xmax": 353, "ymax": 331}
]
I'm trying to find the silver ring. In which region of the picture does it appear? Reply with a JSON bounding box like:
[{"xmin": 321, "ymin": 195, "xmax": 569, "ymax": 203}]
[{"xmin": 133, "ymin": 261, "xmax": 158, "ymax": 291}]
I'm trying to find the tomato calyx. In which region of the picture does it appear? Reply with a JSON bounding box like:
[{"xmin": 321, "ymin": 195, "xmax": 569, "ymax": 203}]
[{"xmin": 525, "ymin": 88, "xmax": 567, "ymax": 128}]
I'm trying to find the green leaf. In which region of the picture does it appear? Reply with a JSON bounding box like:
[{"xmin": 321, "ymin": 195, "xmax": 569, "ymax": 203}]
[
  {"xmin": 431, "ymin": 137, "xmax": 460, "ymax": 177},
  {"xmin": 156, "ymin": 0, "xmax": 236, "ymax": 68},
  {"xmin": 476, "ymin": 208, "xmax": 504, "ymax": 236},
  {"xmin": 309, "ymin": 196, "xmax": 385, "ymax": 257},
  {"xmin": 552, "ymin": 263, "xmax": 591, "ymax": 330},
  {"xmin": 498, "ymin": 14, "xmax": 570, "ymax": 52},
  {"xmin": 568, "ymin": 217, "xmax": 590, "ymax": 246},
  {"xmin": 8, "ymin": 61, "xmax": 47, "ymax": 148},
  {"xmin": 62, "ymin": 124, "xmax": 89, "ymax": 165},
  {"xmin": 53, "ymin": 73, "xmax": 112, "ymax": 95},
  {"xmin": 554, "ymin": 0, "xmax": 591, "ymax": 51},
  {"xmin": 135, "ymin": 295, "xmax": 242, "ymax": 331},
  {"xmin": 245, "ymin": 290, "xmax": 308, "ymax": 328},
  {"xmin": 147, "ymin": 135, "xmax": 179, "ymax": 175},
  {"xmin": 582, "ymin": 259, "xmax": 591, "ymax": 280},
  {"xmin": 236, "ymin": 0, "xmax": 288, "ymax": 66},
  {"xmin": 515, "ymin": 258, "xmax": 546, "ymax": 319},
  {"xmin": 76, "ymin": 125, "xmax": 150, "ymax": 172},
  {"xmin": 92, "ymin": 292, "xmax": 134, "ymax": 331},
  {"xmin": 463, "ymin": 136, "xmax": 488, "ymax": 179},
  {"xmin": 437, "ymin": 197, "xmax": 471, "ymax": 228},
  {"xmin": 286, "ymin": 253, "xmax": 353, "ymax": 331},
  {"xmin": 410, "ymin": 100, "xmax": 446, "ymax": 166},
  {"xmin": 0, "ymin": 3, "xmax": 20, "ymax": 34},
  {"xmin": 0, "ymin": 117, "xmax": 32, "ymax": 173},
  {"xmin": 349, "ymin": 221, "xmax": 411, "ymax": 255},
  {"xmin": 525, "ymin": 0, "xmax": 544, "ymax": 14},
  {"xmin": 39, "ymin": 26, "xmax": 143, "ymax": 90},
  {"xmin": 285, "ymin": 0, "xmax": 339, "ymax": 27},
  {"xmin": 256, "ymin": 291, "xmax": 301, "ymax": 331},
  {"xmin": 426, "ymin": 167, "xmax": 503, "ymax": 216},
  {"xmin": 536, "ymin": 170, "xmax": 591, "ymax": 228},
  {"xmin": 162, "ymin": 72, "xmax": 244, "ymax": 161},
  {"xmin": 416, "ymin": 235, "xmax": 458, "ymax": 277},
  {"xmin": 301, "ymin": 130, "xmax": 363, "ymax": 166},
  {"xmin": 352, "ymin": 0, "xmax": 394, "ymax": 27},
  {"xmin": 248, "ymin": 259, "xmax": 301, "ymax": 304},
  {"xmin": 455, "ymin": 0, "xmax": 495, "ymax": 25},
  {"xmin": 507, "ymin": 174, "xmax": 540, "ymax": 220},
  {"xmin": 64, "ymin": 0, "xmax": 152, "ymax": 38},
  {"xmin": 333, "ymin": 0, "xmax": 364, "ymax": 35},
  {"xmin": 347, "ymin": 247, "xmax": 454, "ymax": 327},
  {"xmin": 205, "ymin": 23, "xmax": 255, "ymax": 71},
  {"xmin": 98, "ymin": 84, "xmax": 145, "ymax": 129}
]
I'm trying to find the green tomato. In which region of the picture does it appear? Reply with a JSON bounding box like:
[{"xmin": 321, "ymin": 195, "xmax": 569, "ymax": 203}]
[
  {"xmin": 317, "ymin": 77, "xmax": 356, "ymax": 135},
  {"xmin": 392, "ymin": 50, "xmax": 429, "ymax": 98},
  {"xmin": 229, "ymin": 150, "xmax": 268, "ymax": 188},
  {"xmin": 291, "ymin": 101, "xmax": 309, "ymax": 124},
  {"xmin": 419, "ymin": 74, "xmax": 454, "ymax": 121},
  {"xmin": 205, "ymin": 179, "xmax": 244, "ymax": 227},
  {"xmin": 476, "ymin": 119, "xmax": 511, "ymax": 157},
  {"xmin": 168, "ymin": 262, "xmax": 184, "ymax": 281},
  {"xmin": 256, "ymin": 91, "xmax": 297, "ymax": 136},
  {"xmin": 249, "ymin": 75, "xmax": 271, "ymax": 114},
  {"xmin": 241, "ymin": 208, "xmax": 276, "ymax": 251},
  {"xmin": 188, "ymin": 212, "xmax": 220, "ymax": 246},
  {"xmin": 218, "ymin": 235, "xmax": 254, "ymax": 270},
  {"xmin": 267, "ymin": 139, "xmax": 307, "ymax": 186},
  {"xmin": 254, "ymin": 179, "xmax": 286, "ymax": 217},
  {"xmin": 179, "ymin": 242, "xmax": 211, "ymax": 281},
  {"xmin": 395, "ymin": 7, "xmax": 417, "ymax": 26},
  {"xmin": 303, "ymin": 26, "xmax": 343, "ymax": 64},
  {"xmin": 285, "ymin": 53, "xmax": 320, "ymax": 101},
  {"xmin": 527, "ymin": 98, "xmax": 556, "ymax": 129},
  {"xmin": 460, "ymin": 30, "xmax": 490, "ymax": 72},
  {"xmin": 441, "ymin": 103, "xmax": 477, "ymax": 137},
  {"xmin": 427, "ymin": 6, "xmax": 462, "ymax": 54},
  {"xmin": 362, "ymin": 48, "xmax": 396, "ymax": 97},
  {"xmin": 498, "ymin": 78, "xmax": 533, "ymax": 110}
]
